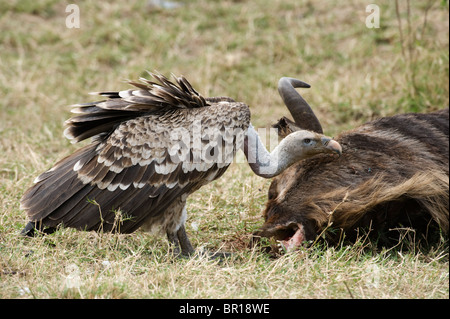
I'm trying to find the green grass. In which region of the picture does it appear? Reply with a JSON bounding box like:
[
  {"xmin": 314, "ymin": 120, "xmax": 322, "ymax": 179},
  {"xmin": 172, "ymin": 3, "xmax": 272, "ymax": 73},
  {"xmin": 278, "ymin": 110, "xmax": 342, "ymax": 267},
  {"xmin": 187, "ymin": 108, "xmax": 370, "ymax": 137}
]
[{"xmin": 0, "ymin": 0, "xmax": 448, "ymax": 299}]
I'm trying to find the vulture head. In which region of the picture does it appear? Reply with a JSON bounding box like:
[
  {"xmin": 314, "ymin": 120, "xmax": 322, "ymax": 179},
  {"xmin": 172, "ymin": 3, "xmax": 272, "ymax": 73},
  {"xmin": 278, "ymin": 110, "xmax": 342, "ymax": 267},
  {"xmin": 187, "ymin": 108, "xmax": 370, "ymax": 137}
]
[
  {"xmin": 272, "ymin": 77, "xmax": 342, "ymax": 164},
  {"xmin": 244, "ymin": 77, "xmax": 341, "ymax": 178},
  {"xmin": 251, "ymin": 76, "xmax": 342, "ymax": 251}
]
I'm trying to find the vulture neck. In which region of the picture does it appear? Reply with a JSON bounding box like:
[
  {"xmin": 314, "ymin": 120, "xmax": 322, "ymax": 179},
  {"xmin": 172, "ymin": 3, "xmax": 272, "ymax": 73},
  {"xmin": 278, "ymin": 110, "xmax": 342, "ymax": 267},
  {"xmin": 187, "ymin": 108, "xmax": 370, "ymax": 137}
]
[{"xmin": 243, "ymin": 124, "xmax": 300, "ymax": 178}]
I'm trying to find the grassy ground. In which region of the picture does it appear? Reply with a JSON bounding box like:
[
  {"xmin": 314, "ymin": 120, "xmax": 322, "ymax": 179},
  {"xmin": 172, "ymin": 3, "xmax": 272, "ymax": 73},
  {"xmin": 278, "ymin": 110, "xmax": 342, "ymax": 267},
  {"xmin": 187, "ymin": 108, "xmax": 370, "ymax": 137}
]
[{"xmin": 0, "ymin": 0, "xmax": 448, "ymax": 299}]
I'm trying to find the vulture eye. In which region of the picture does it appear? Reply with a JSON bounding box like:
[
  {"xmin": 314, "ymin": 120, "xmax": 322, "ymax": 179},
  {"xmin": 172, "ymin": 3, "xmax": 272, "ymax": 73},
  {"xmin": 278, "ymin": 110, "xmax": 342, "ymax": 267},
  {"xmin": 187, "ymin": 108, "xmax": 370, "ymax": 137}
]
[{"xmin": 303, "ymin": 138, "xmax": 312, "ymax": 145}]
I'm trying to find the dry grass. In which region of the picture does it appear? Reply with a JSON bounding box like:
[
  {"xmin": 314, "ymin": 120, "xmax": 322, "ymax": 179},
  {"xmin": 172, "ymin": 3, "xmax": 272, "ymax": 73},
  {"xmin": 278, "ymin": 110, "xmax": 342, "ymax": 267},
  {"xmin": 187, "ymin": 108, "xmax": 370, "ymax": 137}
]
[{"xmin": 0, "ymin": 0, "xmax": 448, "ymax": 299}]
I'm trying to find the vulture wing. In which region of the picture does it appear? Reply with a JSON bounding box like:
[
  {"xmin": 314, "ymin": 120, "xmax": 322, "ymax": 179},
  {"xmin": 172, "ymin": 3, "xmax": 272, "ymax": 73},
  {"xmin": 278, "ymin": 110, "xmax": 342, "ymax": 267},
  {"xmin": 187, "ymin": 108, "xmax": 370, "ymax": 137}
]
[{"xmin": 20, "ymin": 72, "xmax": 250, "ymax": 233}]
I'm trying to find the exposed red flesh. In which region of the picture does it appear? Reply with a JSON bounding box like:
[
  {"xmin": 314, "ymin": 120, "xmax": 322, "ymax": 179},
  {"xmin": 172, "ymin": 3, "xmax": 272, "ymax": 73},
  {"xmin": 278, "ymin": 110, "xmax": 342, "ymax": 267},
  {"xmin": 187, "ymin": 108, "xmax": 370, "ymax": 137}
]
[{"xmin": 280, "ymin": 224, "xmax": 305, "ymax": 252}]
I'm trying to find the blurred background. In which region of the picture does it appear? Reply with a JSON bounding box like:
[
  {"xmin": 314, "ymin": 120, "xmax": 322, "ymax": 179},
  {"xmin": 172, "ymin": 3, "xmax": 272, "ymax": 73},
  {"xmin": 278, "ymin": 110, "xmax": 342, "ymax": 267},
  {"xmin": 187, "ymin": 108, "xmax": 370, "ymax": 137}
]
[
  {"xmin": 0, "ymin": 0, "xmax": 448, "ymax": 299},
  {"xmin": 1, "ymin": 0, "xmax": 448, "ymax": 135}
]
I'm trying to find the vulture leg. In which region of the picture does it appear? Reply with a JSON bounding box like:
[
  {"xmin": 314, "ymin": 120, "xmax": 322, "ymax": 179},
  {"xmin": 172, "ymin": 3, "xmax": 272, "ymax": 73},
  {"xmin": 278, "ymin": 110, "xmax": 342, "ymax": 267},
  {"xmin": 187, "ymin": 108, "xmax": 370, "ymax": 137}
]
[
  {"xmin": 163, "ymin": 203, "xmax": 230, "ymax": 259},
  {"xmin": 165, "ymin": 203, "xmax": 195, "ymax": 257},
  {"xmin": 166, "ymin": 224, "xmax": 195, "ymax": 257},
  {"xmin": 176, "ymin": 224, "xmax": 195, "ymax": 256},
  {"xmin": 168, "ymin": 225, "xmax": 231, "ymax": 259}
]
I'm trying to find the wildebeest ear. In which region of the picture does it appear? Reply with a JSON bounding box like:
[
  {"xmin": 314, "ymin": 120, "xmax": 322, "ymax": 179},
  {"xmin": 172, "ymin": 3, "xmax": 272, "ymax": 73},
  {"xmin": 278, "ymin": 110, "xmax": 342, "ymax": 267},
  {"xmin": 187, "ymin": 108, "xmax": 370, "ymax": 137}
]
[
  {"xmin": 267, "ymin": 177, "xmax": 279, "ymax": 200},
  {"xmin": 272, "ymin": 116, "xmax": 302, "ymax": 138}
]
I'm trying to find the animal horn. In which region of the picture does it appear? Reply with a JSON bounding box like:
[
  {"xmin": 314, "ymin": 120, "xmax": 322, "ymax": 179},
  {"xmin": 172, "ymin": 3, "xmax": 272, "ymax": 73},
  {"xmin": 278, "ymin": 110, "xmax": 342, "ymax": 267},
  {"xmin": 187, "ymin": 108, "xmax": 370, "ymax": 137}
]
[{"xmin": 277, "ymin": 77, "xmax": 323, "ymax": 134}]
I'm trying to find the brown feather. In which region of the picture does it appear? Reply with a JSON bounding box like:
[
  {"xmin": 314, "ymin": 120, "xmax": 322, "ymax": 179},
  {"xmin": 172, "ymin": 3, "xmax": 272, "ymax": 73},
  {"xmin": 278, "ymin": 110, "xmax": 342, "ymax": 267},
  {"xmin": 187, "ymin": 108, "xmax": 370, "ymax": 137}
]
[{"xmin": 21, "ymin": 72, "xmax": 250, "ymax": 238}]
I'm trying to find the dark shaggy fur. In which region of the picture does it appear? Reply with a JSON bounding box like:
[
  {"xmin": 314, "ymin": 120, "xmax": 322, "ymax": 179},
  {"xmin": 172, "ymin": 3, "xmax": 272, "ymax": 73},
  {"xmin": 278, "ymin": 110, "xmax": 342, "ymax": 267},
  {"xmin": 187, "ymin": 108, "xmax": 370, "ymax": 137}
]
[{"xmin": 255, "ymin": 108, "xmax": 449, "ymax": 247}]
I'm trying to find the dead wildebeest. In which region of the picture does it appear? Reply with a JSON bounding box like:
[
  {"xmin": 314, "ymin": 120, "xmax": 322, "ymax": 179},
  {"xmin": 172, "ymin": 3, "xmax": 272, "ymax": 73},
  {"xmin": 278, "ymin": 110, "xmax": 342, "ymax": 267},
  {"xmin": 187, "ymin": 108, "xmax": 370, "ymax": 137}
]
[{"xmin": 253, "ymin": 77, "xmax": 449, "ymax": 252}]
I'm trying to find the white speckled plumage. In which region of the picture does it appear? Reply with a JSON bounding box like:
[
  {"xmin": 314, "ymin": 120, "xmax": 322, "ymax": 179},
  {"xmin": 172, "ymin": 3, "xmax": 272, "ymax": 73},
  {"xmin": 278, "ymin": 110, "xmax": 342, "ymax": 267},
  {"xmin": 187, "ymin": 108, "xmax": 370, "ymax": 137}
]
[{"xmin": 21, "ymin": 72, "xmax": 250, "ymax": 235}]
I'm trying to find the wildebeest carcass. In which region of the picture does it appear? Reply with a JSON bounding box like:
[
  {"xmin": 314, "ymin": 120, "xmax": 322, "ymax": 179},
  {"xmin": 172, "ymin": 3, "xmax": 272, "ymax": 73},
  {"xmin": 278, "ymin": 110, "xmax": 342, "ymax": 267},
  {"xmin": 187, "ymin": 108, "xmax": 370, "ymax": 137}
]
[{"xmin": 254, "ymin": 77, "xmax": 449, "ymax": 252}]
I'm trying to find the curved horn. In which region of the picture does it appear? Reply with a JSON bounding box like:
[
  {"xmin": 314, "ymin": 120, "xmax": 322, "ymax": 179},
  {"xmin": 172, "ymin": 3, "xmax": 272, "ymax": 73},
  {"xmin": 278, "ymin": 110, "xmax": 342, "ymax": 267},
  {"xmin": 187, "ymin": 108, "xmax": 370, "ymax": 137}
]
[{"xmin": 278, "ymin": 77, "xmax": 323, "ymax": 134}]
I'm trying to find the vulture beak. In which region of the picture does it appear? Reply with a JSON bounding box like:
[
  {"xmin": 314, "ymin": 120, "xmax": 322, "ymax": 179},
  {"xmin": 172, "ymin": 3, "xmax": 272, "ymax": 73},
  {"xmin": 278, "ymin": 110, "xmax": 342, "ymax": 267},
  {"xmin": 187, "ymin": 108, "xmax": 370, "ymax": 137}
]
[{"xmin": 322, "ymin": 137, "xmax": 342, "ymax": 156}]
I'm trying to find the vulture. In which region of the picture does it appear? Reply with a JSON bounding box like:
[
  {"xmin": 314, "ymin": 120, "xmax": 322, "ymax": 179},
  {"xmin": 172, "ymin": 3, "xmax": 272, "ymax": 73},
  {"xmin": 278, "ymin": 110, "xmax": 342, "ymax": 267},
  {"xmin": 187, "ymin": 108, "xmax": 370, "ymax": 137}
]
[{"xmin": 20, "ymin": 72, "xmax": 342, "ymax": 257}]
